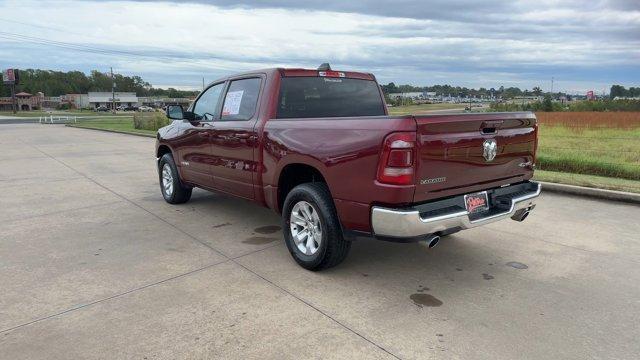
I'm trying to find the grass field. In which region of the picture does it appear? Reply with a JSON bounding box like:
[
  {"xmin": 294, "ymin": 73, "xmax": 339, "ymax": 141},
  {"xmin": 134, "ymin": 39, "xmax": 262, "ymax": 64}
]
[
  {"xmin": 536, "ymin": 112, "xmax": 640, "ymax": 180},
  {"xmin": 535, "ymin": 111, "xmax": 640, "ymax": 128},
  {"xmin": 533, "ymin": 170, "xmax": 640, "ymax": 194},
  {"xmin": 68, "ymin": 117, "xmax": 155, "ymax": 136}
]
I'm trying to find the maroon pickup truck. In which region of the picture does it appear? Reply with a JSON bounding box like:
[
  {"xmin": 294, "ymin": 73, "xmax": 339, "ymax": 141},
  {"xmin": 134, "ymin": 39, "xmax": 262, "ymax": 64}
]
[{"xmin": 156, "ymin": 65, "xmax": 540, "ymax": 270}]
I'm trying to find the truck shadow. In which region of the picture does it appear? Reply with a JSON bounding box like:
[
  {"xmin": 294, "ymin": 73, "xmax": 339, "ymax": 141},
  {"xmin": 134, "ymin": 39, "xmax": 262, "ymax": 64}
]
[{"xmin": 154, "ymin": 188, "xmax": 515, "ymax": 296}]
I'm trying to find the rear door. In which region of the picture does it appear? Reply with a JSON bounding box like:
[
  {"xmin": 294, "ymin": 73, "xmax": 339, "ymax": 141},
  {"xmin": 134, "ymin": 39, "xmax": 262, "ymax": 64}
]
[
  {"xmin": 209, "ymin": 76, "xmax": 263, "ymax": 199},
  {"xmin": 413, "ymin": 112, "xmax": 537, "ymax": 202}
]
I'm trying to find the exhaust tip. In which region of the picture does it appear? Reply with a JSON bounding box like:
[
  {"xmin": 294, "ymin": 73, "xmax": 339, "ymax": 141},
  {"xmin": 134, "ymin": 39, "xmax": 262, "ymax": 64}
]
[
  {"xmin": 426, "ymin": 235, "xmax": 440, "ymax": 249},
  {"xmin": 511, "ymin": 208, "xmax": 531, "ymax": 222}
]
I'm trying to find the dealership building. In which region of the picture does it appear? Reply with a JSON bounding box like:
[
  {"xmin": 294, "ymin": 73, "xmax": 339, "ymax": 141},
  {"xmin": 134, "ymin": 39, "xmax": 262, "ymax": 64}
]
[
  {"xmin": 1, "ymin": 91, "xmax": 194, "ymax": 111},
  {"xmin": 87, "ymin": 92, "xmax": 138, "ymax": 109}
]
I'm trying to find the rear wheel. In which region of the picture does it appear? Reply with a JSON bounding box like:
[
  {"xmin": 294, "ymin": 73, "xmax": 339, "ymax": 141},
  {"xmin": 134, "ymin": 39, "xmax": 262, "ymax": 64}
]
[
  {"xmin": 159, "ymin": 153, "xmax": 192, "ymax": 204},
  {"xmin": 282, "ymin": 183, "xmax": 350, "ymax": 271}
]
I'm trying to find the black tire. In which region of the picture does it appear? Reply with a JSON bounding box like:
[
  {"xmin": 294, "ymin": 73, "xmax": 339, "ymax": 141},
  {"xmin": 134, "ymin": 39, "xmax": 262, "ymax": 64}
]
[
  {"xmin": 158, "ymin": 153, "xmax": 192, "ymax": 204},
  {"xmin": 282, "ymin": 183, "xmax": 351, "ymax": 271}
]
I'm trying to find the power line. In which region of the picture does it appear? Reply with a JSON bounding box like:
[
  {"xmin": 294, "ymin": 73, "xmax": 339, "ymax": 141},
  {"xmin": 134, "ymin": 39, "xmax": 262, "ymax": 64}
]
[{"xmin": 0, "ymin": 30, "xmax": 221, "ymax": 66}]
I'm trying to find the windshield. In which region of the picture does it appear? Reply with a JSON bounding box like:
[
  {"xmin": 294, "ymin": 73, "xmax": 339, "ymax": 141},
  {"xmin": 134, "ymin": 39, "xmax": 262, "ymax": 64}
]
[{"xmin": 277, "ymin": 77, "xmax": 386, "ymax": 119}]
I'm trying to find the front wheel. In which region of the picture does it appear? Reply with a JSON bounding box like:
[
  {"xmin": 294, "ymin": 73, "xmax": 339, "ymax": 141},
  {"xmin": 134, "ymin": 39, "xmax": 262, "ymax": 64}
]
[
  {"xmin": 158, "ymin": 153, "xmax": 192, "ymax": 204},
  {"xmin": 282, "ymin": 183, "xmax": 351, "ymax": 271}
]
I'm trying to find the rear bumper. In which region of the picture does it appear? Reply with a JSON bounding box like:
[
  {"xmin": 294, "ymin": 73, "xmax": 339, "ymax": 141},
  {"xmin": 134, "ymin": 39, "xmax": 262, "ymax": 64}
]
[{"xmin": 371, "ymin": 181, "xmax": 541, "ymax": 239}]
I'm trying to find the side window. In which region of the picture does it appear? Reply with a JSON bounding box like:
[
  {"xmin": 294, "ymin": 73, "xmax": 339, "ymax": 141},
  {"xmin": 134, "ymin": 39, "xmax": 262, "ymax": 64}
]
[
  {"xmin": 193, "ymin": 83, "xmax": 224, "ymax": 120},
  {"xmin": 221, "ymin": 78, "xmax": 261, "ymax": 121}
]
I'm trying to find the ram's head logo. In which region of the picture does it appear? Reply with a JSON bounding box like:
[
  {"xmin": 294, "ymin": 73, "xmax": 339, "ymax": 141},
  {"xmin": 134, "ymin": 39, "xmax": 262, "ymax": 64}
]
[{"xmin": 483, "ymin": 139, "xmax": 497, "ymax": 162}]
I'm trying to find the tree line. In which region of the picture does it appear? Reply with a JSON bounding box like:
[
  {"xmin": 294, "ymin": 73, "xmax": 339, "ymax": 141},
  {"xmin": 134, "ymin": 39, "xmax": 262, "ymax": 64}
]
[
  {"xmin": 381, "ymin": 82, "xmax": 638, "ymax": 100},
  {"xmin": 2, "ymin": 69, "xmax": 636, "ymax": 102},
  {"xmin": 380, "ymin": 82, "xmax": 544, "ymax": 99},
  {"xmin": 490, "ymin": 98, "xmax": 640, "ymax": 112},
  {"xmin": 0, "ymin": 69, "xmax": 200, "ymax": 98},
  {"xmin": 610, "ymin": 85, "xmax": 640, "ymax": 98}
]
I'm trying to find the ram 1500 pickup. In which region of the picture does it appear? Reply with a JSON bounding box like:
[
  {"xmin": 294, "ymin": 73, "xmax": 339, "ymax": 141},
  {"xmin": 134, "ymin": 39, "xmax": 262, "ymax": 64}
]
[{"xmin": 156, "ymin": 64, "xmax": 540, "ymax": 270}]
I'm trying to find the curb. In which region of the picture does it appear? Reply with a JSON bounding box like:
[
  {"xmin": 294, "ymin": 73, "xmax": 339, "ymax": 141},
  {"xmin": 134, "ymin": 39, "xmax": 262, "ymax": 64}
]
[
  {"xmin": 540, "ymin": 181, "xmax": 640, "ymax": 204},
  {"xmin": 66, "ymin": 124, "xmax": 155, "ymax": 138}
]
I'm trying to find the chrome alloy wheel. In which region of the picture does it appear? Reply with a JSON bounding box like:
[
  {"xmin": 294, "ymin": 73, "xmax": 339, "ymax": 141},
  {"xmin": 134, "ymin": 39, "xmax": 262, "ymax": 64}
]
[
  {"xmin": 290, "ymin": 201, "xmax": 322, "ymax": 255},
  {"xmin": 161, "ymin": 163, "xmax": 174, "ymax": 197}
]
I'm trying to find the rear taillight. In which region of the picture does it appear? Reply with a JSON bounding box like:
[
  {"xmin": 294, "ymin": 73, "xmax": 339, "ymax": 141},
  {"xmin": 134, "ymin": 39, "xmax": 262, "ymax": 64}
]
[{"xmin": 377, "ymin": 132, "xmax": 416, "ymax": 185}]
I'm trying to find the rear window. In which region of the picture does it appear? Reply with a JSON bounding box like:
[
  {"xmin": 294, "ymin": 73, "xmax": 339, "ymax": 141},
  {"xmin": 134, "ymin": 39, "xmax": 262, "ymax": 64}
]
[{"xmin": 277, "ymin": 77, "xmax": 385, "ymax": 119}]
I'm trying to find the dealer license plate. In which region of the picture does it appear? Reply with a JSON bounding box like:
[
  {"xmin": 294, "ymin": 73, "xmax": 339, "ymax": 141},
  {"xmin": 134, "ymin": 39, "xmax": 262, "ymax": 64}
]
[{"xmin": 464, "ymin": 191, "xmax": 489, "ymax": 214}]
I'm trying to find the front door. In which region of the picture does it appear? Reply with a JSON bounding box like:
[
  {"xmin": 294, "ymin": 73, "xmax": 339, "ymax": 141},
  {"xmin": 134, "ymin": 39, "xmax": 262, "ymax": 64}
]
[
  {"xmin": 209, "ymin": 77, "xmax": 262, "ymax": 200},
  {"xmin": 176, "ymin": 82, "xmax": 225, "ymax": 188}
]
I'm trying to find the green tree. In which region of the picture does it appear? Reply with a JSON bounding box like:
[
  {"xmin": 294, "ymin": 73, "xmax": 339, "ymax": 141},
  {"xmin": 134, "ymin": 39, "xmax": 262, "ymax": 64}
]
[
  {"xmin": 0, "ymin": 68, "xmax": 198, "ymax": 98},
  {"xmin": 542, "ymin": 94, "xmax": 553, "ymax": 111},
  {"xmin": 380, "ymin": 82, "xmax": 398, "ymax": 94}
]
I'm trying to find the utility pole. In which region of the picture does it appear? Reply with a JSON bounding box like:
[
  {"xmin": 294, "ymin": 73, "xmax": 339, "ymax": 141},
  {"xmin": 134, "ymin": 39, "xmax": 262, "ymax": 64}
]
[
  {"xmin": 111, "ymin": 67, "xmax": 116, "ymax": 114},
  {"xmin": 202, "ymin": 77, "xmax": 205, "ymax": 92},
  {"xmin": 10, "ymin": 82, "xmax": 16, "ymax": 114},
  {"xmin": 551, "ymin": 77, "xmax": 554, "ymax": 95}
]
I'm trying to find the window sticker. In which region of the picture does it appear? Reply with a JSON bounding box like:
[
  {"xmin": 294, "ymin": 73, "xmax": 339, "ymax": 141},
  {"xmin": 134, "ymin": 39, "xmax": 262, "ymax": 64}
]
[{"xmin": 222, "ymin": 90, "xmax": 244, "ymax": 115}]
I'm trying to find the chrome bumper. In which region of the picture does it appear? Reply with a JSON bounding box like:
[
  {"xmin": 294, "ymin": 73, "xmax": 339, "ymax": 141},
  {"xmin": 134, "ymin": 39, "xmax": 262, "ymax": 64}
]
[{"xmin": 371, "ymin": 182, "xmax": 541, "ymax": 238}]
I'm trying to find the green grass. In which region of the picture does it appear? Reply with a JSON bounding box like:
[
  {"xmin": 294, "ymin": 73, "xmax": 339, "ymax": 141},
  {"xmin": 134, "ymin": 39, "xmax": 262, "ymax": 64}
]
[
  {"xmin": 68, "ymin": 117, "xmax": 156, "ymax": 136},
  {"xmin": 537, "ymin": 125, "xmax": 640, "ymax": 180},
  {"xmin": 534, "ymin": 170, "xmax": 640, "ymax": 194},
  {"xmin": 387, "ymin": 103, "xmax": 466, "ymax": 115}
]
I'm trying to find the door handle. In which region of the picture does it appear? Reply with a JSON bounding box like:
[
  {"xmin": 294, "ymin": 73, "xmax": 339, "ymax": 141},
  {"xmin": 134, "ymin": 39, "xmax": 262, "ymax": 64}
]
[
  {"xmin": 235, "ymin": 133, "xmax": 251, "ymax": 139},
  {"xmin": 480, "ymin": 120, "xmax": 503, "ymax": 134}
]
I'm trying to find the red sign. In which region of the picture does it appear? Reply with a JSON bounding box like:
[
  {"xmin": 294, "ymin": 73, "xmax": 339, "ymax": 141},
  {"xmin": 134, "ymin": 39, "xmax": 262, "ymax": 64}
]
[
  {"xmin": 586, "ymin": 90, "xmax": 595, "ymax": 101},
  {"xmin": 464, "ymin": 191, "xmax": 489, "ymax": 214},
  {"xmin": 3, "ymin": 69, "xmax": 16, "ymax": 84}
]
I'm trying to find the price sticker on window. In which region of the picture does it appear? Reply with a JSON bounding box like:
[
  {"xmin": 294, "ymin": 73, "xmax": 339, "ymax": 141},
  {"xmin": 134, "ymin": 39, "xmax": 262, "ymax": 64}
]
[{"xmin": 222, "ymin": 90, "xmax": 244, "ymax": 115}]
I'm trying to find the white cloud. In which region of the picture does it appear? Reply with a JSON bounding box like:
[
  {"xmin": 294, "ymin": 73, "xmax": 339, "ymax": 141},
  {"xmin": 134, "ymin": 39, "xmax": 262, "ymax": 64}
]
[{"xmin": 0, "ymin": 0, "xmax": 638, "ymax": 92}]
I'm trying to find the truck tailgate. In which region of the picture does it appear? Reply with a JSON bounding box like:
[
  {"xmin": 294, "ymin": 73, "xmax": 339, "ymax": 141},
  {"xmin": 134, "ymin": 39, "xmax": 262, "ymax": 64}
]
[{"xmin": 413, "ymin": 112, "xmax": 537, "ymax": 203}]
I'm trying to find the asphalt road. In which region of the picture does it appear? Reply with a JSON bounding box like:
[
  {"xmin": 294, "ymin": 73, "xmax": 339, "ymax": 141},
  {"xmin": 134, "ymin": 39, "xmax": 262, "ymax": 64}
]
[
  {"xmin": 0, "ymin": 116, "xmax": 41, "ymax": 124},
  {"xmin": 1, "ymin": 124, "xmax": 639, "ymax": 359}
]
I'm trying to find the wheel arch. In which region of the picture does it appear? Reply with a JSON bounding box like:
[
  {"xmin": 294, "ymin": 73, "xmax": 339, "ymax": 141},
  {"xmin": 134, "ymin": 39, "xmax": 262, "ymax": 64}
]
[
  {"xmin": 276, "ymin": 162, "xmax": 332, "ymax": 213},
  {"xmin": 156, "ymin": 144, "xmax": 173, "ymax": 160}
]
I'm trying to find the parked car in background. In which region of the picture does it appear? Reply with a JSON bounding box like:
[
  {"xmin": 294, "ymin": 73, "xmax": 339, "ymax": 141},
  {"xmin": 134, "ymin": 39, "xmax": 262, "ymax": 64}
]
[
  {"xmin": 138, "ymin": 105, "xmax": 153, "ymax": 112},
  {"xmin": 155, "ymin": 65, "xmax": 540, "ymax": 270},
  {"xmin": 95, "ymin": 106, "xmax": 109, "ymax": 112}
]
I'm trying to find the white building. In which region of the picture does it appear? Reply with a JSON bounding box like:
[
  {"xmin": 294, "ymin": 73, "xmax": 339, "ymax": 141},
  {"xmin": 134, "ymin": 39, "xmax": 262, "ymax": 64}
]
[
  {"xmin": 60, "ymin": 94, "xmax": 89, "ymax": 109},
  {"xmin": 387, "ymin": 92, "xmax": 424, "ymax": 100},
  {"xmin": 87, "ymin": 92, "xmax": 138, "ymax": 109}
]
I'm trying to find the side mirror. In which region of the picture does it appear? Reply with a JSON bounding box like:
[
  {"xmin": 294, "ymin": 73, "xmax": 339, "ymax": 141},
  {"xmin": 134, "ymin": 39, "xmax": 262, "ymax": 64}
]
[{"xmin": 166, "ymin": 105, "xmax": 184, "ymax": 120}]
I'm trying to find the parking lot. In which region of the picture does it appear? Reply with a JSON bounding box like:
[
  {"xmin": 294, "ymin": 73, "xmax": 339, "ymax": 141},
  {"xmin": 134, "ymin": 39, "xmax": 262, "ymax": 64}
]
[{"xmin": 1, "ymin": 124, "xmax": 639, "ymax": 359}]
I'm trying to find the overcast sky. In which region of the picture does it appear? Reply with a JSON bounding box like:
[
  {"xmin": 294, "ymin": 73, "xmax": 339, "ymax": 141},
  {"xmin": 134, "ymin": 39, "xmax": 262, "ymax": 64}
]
[{"xmin": 0, "ymin": 0, "xmax": 638, "ymax": 93}]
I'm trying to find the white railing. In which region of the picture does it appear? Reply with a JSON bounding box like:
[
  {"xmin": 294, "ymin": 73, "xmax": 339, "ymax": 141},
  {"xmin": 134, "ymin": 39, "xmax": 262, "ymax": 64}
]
[{"xmin": 39, "ymin": 115, "xmax": 78, "ymax": 124}]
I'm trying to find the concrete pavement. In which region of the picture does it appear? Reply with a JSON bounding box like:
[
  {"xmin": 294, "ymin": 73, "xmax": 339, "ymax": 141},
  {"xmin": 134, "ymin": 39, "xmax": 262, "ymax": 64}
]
[{"xmin": 1, "ymin": 124, "xmax": 639, "ymax": 359}]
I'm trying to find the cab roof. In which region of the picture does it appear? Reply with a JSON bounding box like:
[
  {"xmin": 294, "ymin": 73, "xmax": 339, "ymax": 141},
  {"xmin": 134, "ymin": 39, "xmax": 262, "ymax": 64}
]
[
  {"xmin": 277, "ymin": 68, "xmax": 376, "ymax": 81},
  {"xmin": 208, "ymin": 66, "xmax": 377, "ymax": 88}
]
